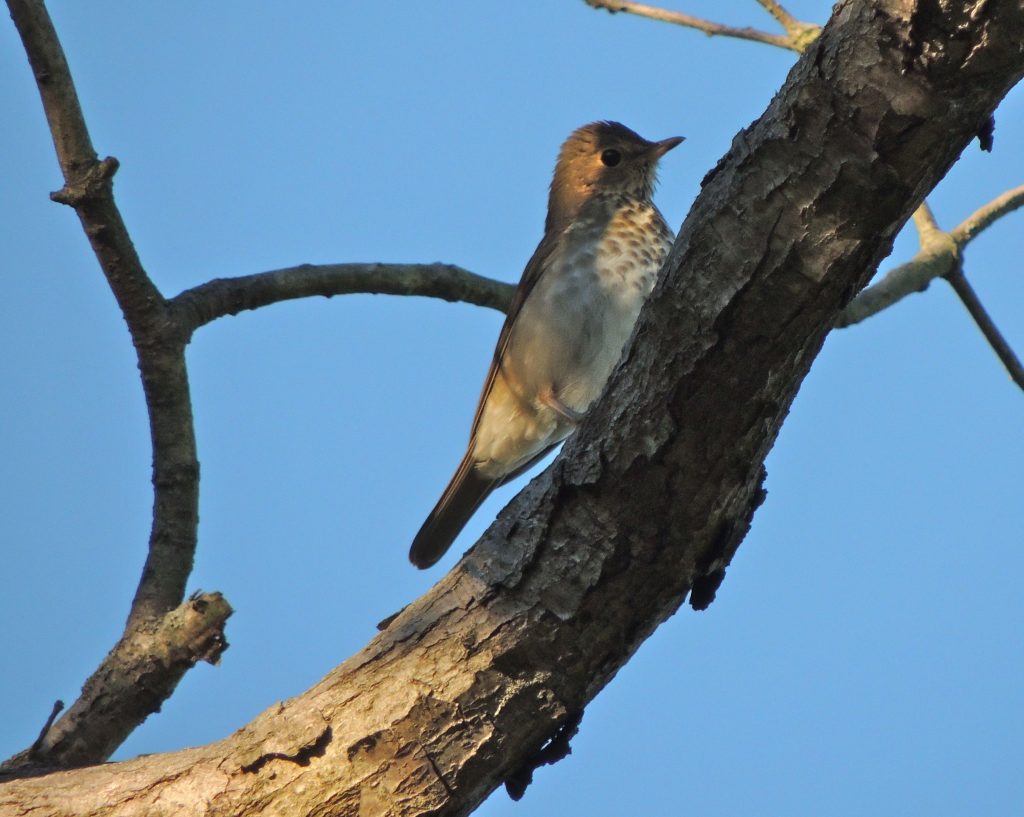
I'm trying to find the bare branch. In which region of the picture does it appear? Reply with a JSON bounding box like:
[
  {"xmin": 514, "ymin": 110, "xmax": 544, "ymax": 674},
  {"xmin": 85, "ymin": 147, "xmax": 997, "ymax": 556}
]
[
  {"xmin": 837, "ymin": 187, "xmax": 1024, "ymax": 327},
  {"xmin": 6, "ymin": 0, "xmax": 214, "ymax": 768},
  {"xmin": 950, "ymin": 183, "xmax": 1024, "ymax": 246},
  {"xmin": 584, "ymin": 0, "xmax": 797, "ymax": 50},
  {"xmin": 754, "ymin": 0, "xmax": 821, "ymax": 49},
  {"xmin": 28, "ymin": 702, "xmax": 64, "ymax": 759},
  {"xmin": 7, "ymin": 0, "xmax": 164, "ymax": 335},
  {"xmin": 755, "ymin": 0, "xmax": 799, "ymax": 29},
  {"xmin": 836, "ymin": 221, "xmax": 957, "ymax": 326},
  {"xmin": 172, "ymin": 263, "xmax": 514, "ymax": 335},
  {"xmin": 911, "ymin": 200, "xmax": 943, "ymax": 236},
  {"xmin": 946, "ymin": 268, "xmax": 1024, "ymax": 391},
  {"xmin": 9, "ymin": 0, "xmax": 197, "ymax": 629}
]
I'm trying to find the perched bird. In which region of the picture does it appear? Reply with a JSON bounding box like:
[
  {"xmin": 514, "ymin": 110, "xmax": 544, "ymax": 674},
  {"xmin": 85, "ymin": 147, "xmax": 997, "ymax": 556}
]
[{"xmin": 410, "ymin": 121, "xmax": 683, "ymax": 569}]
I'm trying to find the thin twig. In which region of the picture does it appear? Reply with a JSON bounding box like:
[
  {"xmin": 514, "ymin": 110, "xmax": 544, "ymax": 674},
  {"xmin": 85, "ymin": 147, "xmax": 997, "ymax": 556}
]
[
  {"xmin": 28, "ymin": 701, "xmax": 64, "ymax": 758},
  {"xmin": 753, "ymin": 0, "xmax": 821, "ymax": 48},
  {"xmin": 951, "ymin": 184, "xmax": 1024, "ymax": 247},
  {"xmin": 946, "ymin": 268, "xmax": 1024, "ymax": 391},
  {"xmin": 172, "ymin": 263, "xmax": 513, "ymax": 335},
  {"xmin": 584, "ymin": 0, "xmax": 797, "ymax": 50},
  {"xmin": 755, "ymin": 0, "xmax": 799, "ymax": 29},
  {"xmin": 8, "ymin": 0, "xmax": 197, "ymax": 630}
]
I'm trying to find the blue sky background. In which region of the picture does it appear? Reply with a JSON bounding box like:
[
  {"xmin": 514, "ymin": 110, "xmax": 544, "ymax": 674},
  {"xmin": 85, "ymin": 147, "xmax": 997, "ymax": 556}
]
[{"xmin": 2, "ymin": 2, "xmax": 1022, "ymax": 814}]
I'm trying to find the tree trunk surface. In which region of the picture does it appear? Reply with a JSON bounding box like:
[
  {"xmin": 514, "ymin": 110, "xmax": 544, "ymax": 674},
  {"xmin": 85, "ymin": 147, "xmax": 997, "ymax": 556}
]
[{"xmin": 3, "ymin": 1, "xmax": 1022, "ymax": 815}]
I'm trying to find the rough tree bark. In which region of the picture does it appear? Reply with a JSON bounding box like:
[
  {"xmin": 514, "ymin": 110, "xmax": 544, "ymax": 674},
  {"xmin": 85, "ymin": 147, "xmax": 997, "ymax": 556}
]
[{"xmin": 2, "ymin": 0, "xmax": 1022, "ymax": 815}]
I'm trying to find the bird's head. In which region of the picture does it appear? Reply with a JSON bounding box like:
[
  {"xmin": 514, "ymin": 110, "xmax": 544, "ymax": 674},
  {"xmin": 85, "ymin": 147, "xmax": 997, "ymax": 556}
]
[{"xmin": 546, "ymin": 121, "xmax": 683, "ymax": 234}]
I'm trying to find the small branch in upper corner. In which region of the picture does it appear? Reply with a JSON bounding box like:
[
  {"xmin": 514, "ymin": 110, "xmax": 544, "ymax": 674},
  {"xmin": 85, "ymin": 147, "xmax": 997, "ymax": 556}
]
[
  {"xmin": 583, "ymin": 0, "xmax": 798, "ymax": 50},
  {"xmin": 753, "ymin": 0, "xmax": 821, "ymax": 49},
  {"xmin": 755, "ymin": 0, "xmax": 798, "ymax": 28},
  {"xmin": 945, "ymin": 267, "xmax": 1024, "ymax": 392}
]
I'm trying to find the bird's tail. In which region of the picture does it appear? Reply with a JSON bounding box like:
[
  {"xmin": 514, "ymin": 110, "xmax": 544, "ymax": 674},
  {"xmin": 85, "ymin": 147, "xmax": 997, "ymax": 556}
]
[{"xmin": 409, "ymin": 452, "xmax": 497, "ymax": 569}]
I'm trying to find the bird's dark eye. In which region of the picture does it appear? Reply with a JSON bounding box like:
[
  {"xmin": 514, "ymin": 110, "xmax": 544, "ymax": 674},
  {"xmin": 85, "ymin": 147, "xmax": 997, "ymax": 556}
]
[{"xmin": 600, "ymin": 148, "xmax": 622, "ymax": 167}]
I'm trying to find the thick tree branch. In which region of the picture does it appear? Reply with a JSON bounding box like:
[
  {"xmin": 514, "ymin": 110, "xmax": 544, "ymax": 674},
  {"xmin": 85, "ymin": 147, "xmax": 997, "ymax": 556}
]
[
  {"xmin": 172, "ymin": 263, "xmax": 513, "ymax": 335},
  {"xmin": 2, "ymin": 1, "xmax": 1020, "ymax": 813},
  {"xmin": 5, "ymin": 0, "xmax": 217, "ymax": 769}
]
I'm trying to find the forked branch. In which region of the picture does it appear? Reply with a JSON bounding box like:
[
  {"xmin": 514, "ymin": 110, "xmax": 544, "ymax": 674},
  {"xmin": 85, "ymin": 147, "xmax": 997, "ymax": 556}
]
[{"xmin": 837, "ymin": 190, "xmax": 1024, "ymax": 391}]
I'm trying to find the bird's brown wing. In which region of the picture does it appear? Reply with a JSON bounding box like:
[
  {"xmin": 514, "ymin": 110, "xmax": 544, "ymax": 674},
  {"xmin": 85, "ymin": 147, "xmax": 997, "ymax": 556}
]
[
  {"xmin": 465, "ymin": 231, "xmax": 561, "ymax": 443},
  {"xmin": 408, "ymin": 233, "xmax": 561, "ymax": 569}
]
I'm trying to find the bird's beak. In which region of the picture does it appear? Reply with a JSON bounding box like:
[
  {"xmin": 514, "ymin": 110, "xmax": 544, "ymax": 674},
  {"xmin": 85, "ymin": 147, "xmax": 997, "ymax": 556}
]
[{"xmin": 648, "ymin": 136, "xmax": 685, "ymax": 158}]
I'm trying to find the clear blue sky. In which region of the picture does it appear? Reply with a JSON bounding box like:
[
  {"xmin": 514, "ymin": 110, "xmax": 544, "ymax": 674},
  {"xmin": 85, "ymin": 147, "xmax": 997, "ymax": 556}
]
[{"xmin": 2, "ymin": 2, "xmax": 1022, "ymax": 814}]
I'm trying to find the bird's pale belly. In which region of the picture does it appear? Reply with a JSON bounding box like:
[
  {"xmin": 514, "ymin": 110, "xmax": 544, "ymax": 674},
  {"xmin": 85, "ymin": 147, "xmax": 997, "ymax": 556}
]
[
  {"xmin": 471, "ymin": 367, "xmax": 570, "ymax": 479},
  {"xmin": 471, "ymin": 254, "xmax": 657, "ymax": 479}
]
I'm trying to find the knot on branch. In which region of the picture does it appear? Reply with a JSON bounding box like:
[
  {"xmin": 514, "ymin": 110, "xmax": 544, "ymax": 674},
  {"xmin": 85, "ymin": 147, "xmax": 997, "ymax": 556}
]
[
  {"xmin": 1, "ymin": 592, "xmax": 232, "ymax": 774},
  {"xmin": 50, "ymin": 156, "xmax": 120, "ymax": 206},
  {"xmin": 504, "ymin": 710, "xmax": 584, "ymax": 801},
  {"xmin": 173, "ymin": 591, "xmax": 233, "ymax": 666},
  {"xmin": 917, "ymin": 228, "xmax": 960, "ymax": 285}
]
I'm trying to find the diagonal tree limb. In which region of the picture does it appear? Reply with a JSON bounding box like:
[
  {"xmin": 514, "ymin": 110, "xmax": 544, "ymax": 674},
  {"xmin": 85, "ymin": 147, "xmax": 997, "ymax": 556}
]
[
  {"xmin": 946, "ymin": 267, "xmax": 1024, "ymax": 390},
  {"xmin": 172, "ymin": 263, "xmax": 513, "ymax": 335},
  {"xmin": 5, "ymin": 0, "xmax": 226, "ymax": 770},
  {"xmin": 2, "ymin": 2, "xmax": 1021, "ymax": 813}
]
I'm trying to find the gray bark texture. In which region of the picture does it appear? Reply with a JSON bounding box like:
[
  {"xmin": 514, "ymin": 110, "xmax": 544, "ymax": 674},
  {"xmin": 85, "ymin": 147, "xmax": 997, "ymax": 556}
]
[{"xmin": 3, "ymin": 0, "xmax": 1023, "ymax": 815}]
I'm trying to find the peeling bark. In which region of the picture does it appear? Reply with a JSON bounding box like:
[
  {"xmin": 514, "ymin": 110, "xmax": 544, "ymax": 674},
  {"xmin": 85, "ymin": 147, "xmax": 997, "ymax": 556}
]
[{"xmin": 2, "ymin": 0, "xmax": 1022, "ymax": 815}]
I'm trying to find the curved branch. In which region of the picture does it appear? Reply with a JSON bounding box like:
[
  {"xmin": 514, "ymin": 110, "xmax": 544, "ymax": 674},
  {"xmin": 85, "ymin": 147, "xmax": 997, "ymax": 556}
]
[
  {"xmin": 6, "ymin": 0, "xmax": 216, "ymax": 769},
  {"xmin": 583, "ymin": 0, "xmax": 798, "ymax": 50},
  {"xmin": 172, "ymin": 263, "xmax": 514, "ymax": 335}
]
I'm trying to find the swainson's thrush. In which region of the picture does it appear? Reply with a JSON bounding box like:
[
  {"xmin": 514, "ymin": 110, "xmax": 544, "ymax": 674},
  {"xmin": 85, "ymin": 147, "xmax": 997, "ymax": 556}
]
[{"xmin": 410, "ymin": 121, "xmax": 683, "ymax": 568}]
